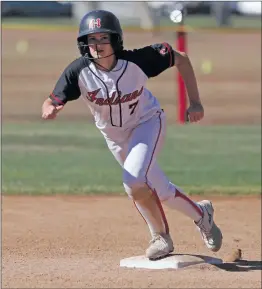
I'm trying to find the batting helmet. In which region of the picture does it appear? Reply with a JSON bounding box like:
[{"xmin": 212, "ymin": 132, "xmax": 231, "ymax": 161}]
[{"xmin": 77, "ymin": 10, "xmax": 124, "ymax": 58}]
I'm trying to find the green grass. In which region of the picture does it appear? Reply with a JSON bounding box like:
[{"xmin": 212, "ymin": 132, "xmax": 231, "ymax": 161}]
[
  {"xmin": 2, "ymin": 122, "xmax": 261, "ymax": 196},
  {"xmin": 184, "ymin": 15, "xmax": 261, "ymax": 29}
]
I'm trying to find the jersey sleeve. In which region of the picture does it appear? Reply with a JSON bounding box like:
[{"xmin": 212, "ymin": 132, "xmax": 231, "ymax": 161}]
[
  {"xmin": 49, "ymin": 59, "xmax": 82, "ymax": 106},
  {"xmin": 117, "ymin": 43, "xmax": 175, "ymax": 78}
]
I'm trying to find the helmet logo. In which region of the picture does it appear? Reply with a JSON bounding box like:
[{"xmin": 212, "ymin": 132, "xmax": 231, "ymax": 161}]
[{"xmin": 89, "ymin": 18, "xmax": 101, "ymax": 29}]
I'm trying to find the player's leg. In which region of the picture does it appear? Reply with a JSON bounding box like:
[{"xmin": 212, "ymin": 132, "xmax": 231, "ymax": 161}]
[
  {"xmin": 105, "ymin": 126, "xmax": 173, "ymax": 260},
  {"xmin": 147, "ymin": 159, "xmax": 223, "ymax": 252},
  {"xmin": 105, "ymin": 111, "xmax": 222, "ymax": 254},
  {"xmin": 122, "ymin": 110, "xmax": 173, "ymax": 259},
  {"xmin": 147, "ymin": 164, "xmax": 203, "ymax": 222}
]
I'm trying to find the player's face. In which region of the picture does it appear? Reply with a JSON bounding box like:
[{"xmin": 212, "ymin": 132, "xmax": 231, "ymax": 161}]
[{"xmin": 88, "ymin": 33, "xmax": 114, "ymax": 59}]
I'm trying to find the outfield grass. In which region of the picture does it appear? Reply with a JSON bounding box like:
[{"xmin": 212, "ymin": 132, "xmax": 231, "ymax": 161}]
[{"xmin": 2, "ymin": 122, "xmax": 261, "ymax": 196}]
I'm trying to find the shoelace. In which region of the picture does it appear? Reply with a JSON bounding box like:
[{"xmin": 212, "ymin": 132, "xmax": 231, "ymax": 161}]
[
  {"xmin": 149, "ymin": 235, "xmax": 163, "ymax": 244},
  {"xmin": 198, "ymin": 223, "xmax": 213, "ymax": 239}
]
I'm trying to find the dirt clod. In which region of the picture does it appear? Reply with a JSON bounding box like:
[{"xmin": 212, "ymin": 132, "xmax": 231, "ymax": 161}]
[{"xmin": 223, "ymin": 248, "xmax": 242, "ymax": 263}]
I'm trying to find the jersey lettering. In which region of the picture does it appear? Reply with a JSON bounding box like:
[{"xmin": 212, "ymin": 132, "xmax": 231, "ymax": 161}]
[
  {"xmin": 86, "ymin": 88, "xmax": 101, "ymax": 101},
  {"xmin": 86, "ymin": 86, "xmax": 143, "ymax": 106}
]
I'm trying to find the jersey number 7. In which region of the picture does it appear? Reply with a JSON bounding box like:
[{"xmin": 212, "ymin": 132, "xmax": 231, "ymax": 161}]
[{"xmin": 129, "ymin": 100, "xmax": 139, "ymax": 115}]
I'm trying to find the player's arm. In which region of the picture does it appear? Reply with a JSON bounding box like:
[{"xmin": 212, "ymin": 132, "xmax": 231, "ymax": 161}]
[
  {"xmin": 173, "ymin": 49, "xmax": 204, "ymax": 122},
  {"xmin": 42, "ymin": 61, "xmax": 81, "ymax": 120},
  {"xmin": 144, "ymin": 43, "xmax": 203, "ymax": 122},
  {"xmin": 119, "ymin": 43, "xmax": 203, "ymax": 122},
  {"xmin": 42, "ymin": 98, "xmax": 64, "ymax": 120},
  {"xmin": 173, "ymin": 49, "xmax": 201, "ymax": 105},
  {"xmin": 143, "ymin": 43, "xmax": 201, "ymax": 107}
]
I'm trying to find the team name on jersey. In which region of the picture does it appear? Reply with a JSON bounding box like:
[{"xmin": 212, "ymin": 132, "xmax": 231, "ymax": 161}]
[{"xmin": 86, "ymin": 86, "xmax": 144, "ymax": 106}]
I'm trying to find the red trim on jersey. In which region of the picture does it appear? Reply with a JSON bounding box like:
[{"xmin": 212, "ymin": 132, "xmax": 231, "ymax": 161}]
[
  {"xmin": 162, "ymin": 42, "xmax": 173, "ymax": 67},
  {"xmin": 50, "ymin": 93, "xmax": 64, "ymax": 105},
  {"xmin": 151, "ymin": 187, "xmax": 169, "ymax": 234},
  {"xmin": 133, "ymin": 201, "xmax": 148, "ymax": 225},
  {"xmin": 145, "ymin": 111, "xmax": 162, "ymax": 177},
  {"xmin": 134, "ymin": 185, "xmax": 169, "ymax": 235},
  {"xmin": 175, "ymin": 189, "xmax": 204, "ymax": 217}
]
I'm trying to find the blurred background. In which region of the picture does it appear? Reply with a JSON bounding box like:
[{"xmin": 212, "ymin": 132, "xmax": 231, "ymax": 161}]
[{"xmin": 2, "ymin": 1, "xmax": 261, "ymax": 195}]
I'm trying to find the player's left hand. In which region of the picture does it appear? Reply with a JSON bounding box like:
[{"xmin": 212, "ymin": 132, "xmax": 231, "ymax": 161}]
[{"xmin": 186, "ymin": 102, "xmax": 204, "ymax": 123}]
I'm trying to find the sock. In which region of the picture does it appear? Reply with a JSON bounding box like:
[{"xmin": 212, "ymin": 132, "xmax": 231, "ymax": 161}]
[
  {"xmin": 133, "ymin": 187, "xmax": 169, "ymax": 238},
  {"xmin": 163, "ymin": 186, "xmax": 203, "ymax": 222}
]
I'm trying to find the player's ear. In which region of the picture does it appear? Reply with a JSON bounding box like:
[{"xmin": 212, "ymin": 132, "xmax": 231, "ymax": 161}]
[
  {"xmin": 77, "ymin": 36, "xmax": 89, "ymax": 56},
  {"xmin": 110, "ymin": 34, "xmax": 123, "ymax": 52}
]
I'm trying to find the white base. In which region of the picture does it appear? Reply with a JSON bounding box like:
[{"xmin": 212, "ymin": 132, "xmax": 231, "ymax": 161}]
[{"xmin": 120, "ymin": 254, "xmax": 223, "ymax": 270}]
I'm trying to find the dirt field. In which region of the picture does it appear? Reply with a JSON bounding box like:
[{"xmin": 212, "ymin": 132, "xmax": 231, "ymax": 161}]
[
  {"xmin": 2, "ymin": 195, "xmax": 261, "ymax": 288},
  {"xmin": 2, "ymin": 28, "xmax": 261, "ymax": 287}
]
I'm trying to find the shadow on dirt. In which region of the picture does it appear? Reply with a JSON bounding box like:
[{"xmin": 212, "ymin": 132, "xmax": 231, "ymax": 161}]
[
  {"xmin": 168, "ymin": 253, "xmax": 262, "ymax": 272},
  {"xmin": 215, "ymin": 260, "xmax": 262, "ymax": 272}
]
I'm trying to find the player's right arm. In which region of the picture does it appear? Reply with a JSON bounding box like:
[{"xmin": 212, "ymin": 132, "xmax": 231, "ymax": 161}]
[
  {"xmin": 42, "ymin": 98, "xmax": 64, "ymax": 120},
  {"xmin": 42, "ymin": 59, "xmax": 84, "ymax": 120}
]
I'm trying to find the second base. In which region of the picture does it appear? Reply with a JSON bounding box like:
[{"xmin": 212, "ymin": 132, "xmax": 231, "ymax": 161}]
[{"xmin": 120, "ymin": 254, "xmax": 223, "ymax": 270}]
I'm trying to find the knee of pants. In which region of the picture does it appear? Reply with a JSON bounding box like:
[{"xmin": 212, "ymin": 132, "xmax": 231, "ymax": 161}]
[{"xmin": 123, "ymin": 171, "xmax": 149, "ymax": 200}]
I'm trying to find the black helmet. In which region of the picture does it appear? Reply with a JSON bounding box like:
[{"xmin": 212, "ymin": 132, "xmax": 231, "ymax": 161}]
[{"xmin": 77, "ymin": 10, "xmax": 123, "ymax": 58}]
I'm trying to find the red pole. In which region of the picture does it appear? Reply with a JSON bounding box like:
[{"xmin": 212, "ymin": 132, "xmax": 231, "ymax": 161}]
[{"xmin": 177, "ymin": 24, "xmax": 187, "ymax": 124}]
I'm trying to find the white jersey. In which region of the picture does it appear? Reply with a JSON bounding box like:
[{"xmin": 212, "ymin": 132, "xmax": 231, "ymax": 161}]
[{"xmin": 50, "ymin": 43, "xmax": 175, "ymax": 142}]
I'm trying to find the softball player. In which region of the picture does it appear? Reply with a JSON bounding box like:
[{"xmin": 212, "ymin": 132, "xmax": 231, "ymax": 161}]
[{"xmin": 42, "ymin": 10, "xmax": 223, "ymax": 260}]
